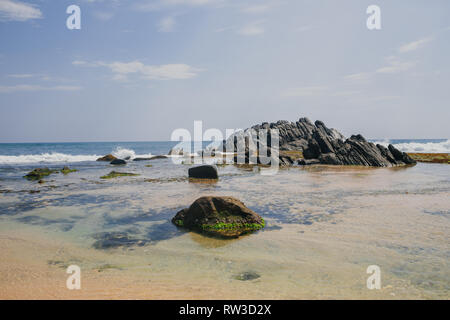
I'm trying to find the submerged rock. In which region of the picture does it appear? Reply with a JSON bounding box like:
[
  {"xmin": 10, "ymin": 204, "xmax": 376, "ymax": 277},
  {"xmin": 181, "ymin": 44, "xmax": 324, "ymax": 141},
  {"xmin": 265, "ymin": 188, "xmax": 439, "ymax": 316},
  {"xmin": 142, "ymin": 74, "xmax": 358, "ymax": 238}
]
[
  {"xmin": 24, "ymin": 168, "xmax": 58, "ymax": 181},
  {"xmin": 133, "ymin": 157, "xmax": 152, "ymax": 161},
  {"xmin": 172, "ymin": 196, "xmax": 265, "ymax": 238},
  {"xmin": 96, "ymin": 154, "xmax": 117, "ymax": 162},
  {"xmin": 100, "ymin": 171, "xmax": 139, "ymax": 179},
  {"xmin": 60, "ymin": 166, "xmax": 77, "ymax": 174},
  {"xmin": 92, "ymin": 232, "xmax": 147, "ymax": 249},
  {"xmin": 110, "ymin": 159, "xmax": 126, "ymax": 165},
  {"xmin": 188, "ymin": 165, "xmax": 218, "ymax": 180},
  {"xmin": 234, "ymin": 271, "xmax": 261, "ymax": 281},
  {"xmin": 150, "ymin": 155, "xmax": 168, "ymax": 160}
]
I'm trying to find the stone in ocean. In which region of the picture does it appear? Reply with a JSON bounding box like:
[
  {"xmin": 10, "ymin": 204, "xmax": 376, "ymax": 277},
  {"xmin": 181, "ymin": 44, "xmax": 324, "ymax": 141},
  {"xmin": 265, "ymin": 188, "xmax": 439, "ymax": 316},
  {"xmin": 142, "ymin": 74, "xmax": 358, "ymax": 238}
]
[
  {"xmin": 172, "ymin": 196, "xmax": 265, "ymax": 238},
  {"xmin": 188, "ymin": 165, "xmax": 218, "ymax": 179}
]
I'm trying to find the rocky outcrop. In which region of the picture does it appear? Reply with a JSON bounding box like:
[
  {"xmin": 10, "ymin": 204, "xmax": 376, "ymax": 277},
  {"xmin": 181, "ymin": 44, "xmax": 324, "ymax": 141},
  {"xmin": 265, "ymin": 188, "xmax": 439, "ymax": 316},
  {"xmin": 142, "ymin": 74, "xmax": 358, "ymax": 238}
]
[
  {"xmin": 248, "ymin": 117, "xmax": 345, "ymax": 151},
  {"xmin": 302, "ymin": 129, "xmax": 416, "ymax": 167},
  {"xmin": 172, "ymin": 196, "xmax": 265, "ymax": 238},
  {"xmin": 224, "ymin": 117, "xmax": 416, "ymax": 167},
  {"xmin": 96, "ymin": 154, "xmax": 117, "ymax": 162},
  {"xmin": 226, "ymin": 118, "xmax": 416, "ymax": 167},
  {"xmin": 188, "ymin": 165, "xmax": 218, "ymax": 179}
]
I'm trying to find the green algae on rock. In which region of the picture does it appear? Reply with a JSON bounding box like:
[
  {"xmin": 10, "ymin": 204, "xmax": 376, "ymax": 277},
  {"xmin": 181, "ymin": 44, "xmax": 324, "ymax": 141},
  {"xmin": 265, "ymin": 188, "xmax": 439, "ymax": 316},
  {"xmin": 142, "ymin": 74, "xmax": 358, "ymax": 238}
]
[
  {"xmin": 24, "ymin": 168, "xmax": 59, "ymax": 181},
  {"xmin": 100, "ymin": 171, "xmax": 140, "ymax": 179},
  {"xmin": 172, "ymin": 196, "xmax": 265, "ymax": 238},
  {"xmin": 60, "ymin": 166, "xmax": 78, "ymax": 175}
]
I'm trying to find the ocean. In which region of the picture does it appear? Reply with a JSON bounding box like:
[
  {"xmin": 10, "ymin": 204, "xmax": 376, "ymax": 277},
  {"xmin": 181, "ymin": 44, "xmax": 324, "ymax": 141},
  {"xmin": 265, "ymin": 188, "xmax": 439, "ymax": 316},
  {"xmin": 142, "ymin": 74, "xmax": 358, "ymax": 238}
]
[
  {"xmin": 0, "ymin": 139, "xmax": 449, "ymax": 299},
  {"xmin": 0, "ymin": 139, "xmax": 448, "ymax": 166}
]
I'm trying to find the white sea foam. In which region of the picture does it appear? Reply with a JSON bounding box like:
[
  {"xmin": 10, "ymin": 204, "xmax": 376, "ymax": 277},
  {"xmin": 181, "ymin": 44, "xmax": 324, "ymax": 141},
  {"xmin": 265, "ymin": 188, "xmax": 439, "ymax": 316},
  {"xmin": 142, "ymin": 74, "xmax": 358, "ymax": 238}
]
[
  {"xmin": 0, "ymin": 153, "xmax": 100, "ymax": 164},
  {"xmin": 0, "ymin": 147, "xmax": 155, "ymax": 164},
  {"xmin": 374, "ymin": 140, "xmax": 450, "ymax": 153}
]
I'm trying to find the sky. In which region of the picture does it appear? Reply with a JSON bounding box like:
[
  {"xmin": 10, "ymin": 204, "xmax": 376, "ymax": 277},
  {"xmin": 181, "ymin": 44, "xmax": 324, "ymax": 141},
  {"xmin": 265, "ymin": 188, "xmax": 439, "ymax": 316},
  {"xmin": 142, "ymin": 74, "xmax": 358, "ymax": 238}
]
[{"xmin": 0, "ymin": 0, "xmax": 449, "ymax": 142}]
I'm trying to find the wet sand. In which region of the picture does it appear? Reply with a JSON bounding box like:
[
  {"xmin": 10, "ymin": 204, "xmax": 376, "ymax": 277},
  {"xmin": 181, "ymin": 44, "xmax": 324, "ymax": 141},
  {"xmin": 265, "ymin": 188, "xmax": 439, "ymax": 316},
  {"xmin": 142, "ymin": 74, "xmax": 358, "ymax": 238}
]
[{"xmin": 0, "ymin": 162, "xmax": 449, "ymax": 299}]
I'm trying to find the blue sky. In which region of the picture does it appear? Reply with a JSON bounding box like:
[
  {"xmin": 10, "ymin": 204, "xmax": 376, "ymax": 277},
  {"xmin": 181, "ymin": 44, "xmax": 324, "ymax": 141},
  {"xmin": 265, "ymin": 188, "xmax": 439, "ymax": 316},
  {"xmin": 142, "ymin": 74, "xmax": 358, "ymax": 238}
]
[{"xmin": 0, "ymin": 0, "xmax": 449, "ymax": 142}]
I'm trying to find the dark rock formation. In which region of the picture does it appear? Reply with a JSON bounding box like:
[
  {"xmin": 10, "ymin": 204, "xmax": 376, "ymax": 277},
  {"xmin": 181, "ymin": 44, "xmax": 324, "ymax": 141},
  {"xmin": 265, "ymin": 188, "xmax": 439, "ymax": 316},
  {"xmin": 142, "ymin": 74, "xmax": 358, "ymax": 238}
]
[
  {"xmin": 188, "ymin": 165, "xmax": 218, "ymax": 179},
  {"xmin": 96, "ymin": 154, "xmax": 117, "ymax": 162},
  {"xmin": 110, "ymin": 159, "xmax": 126, "ymax": 165},
  {"xmin": 301, "ymin": 128, "xmax": 416, "ymax": 166},
  {"xmin": 225, "ymin": 117, "xmax": 416, "ymax": 167},
  {"xmin": 133, "ymin": 157, "xmax": 152, "ymax": 161},
  {"xmin": 172, "ymin": 196, "xmax": 265, "ymax": 238}
]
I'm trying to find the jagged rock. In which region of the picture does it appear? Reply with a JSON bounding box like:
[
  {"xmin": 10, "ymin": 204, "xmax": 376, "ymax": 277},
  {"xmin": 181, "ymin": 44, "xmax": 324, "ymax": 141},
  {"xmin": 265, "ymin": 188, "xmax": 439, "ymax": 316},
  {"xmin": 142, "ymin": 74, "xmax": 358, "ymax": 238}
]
[
  {"xmin": 96, "ymin": 154, "xmax": 117, "ymax": 162},
  {"xmin": 279, "ymin": 155, "xmax": 294, "ymax": 166},
  {"xmin": 172, "ymin": 196, "xmax": 265, "ymax": 238},
  {"xmin": 110, "ymin": 159, "xmax": 126, "ymax": 165},
  {"xmin": 225, "ymin": 116, "xmax": 416, "ymax": 167},
  {"xmin": 188, "ymin": 165, "xmax": 218, "ymax": 179}
]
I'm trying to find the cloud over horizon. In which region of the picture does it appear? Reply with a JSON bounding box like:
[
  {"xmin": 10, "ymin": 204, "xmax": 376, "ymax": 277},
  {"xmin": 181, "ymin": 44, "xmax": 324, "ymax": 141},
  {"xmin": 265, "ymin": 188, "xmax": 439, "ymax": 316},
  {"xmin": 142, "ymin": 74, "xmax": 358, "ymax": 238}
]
[
  {"xmin": 73, "ymin": 60, "xmax": 203, "ymax": 81},
  {"xmin": 0, "ymin": 0, "xmax": 42, "ymax": 21}
]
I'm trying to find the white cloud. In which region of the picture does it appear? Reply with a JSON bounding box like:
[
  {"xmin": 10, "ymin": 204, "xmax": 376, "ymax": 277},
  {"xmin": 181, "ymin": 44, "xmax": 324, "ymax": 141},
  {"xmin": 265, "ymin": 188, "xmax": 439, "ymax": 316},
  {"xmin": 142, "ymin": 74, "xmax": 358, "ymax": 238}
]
[
  {"xmin": 238, "ymin": 22, "xmax": 264, "ymax": 36},
  {"xmin": 92, "ymin": 11, "xmax": 115, "ymax": 21},
  {"xmin": 7, "ymin": 73, "xmax": 34, "ymax": 78},
  {"xmin": 344, "ymin": 72, "xmax": 372, "ymax": 81},
  {"xmin": 0, "ymin": 0, "xmax": 42, "ymax": 21},
  {"xmin": 74, "ymin": 60, "xmax": 203, "ymax": 81},
  {"xmin": 0, "ymin": 84, "xmax": 81, "ymax": 93},
  {"xmin": 135, "ymin": 0, "xmax": 219, "ymax": 11},
  {"xmin": 241, "ymin": 4, "xmax": 270, "ymax": 14},
  {"xmin": 376, "ymin": 56, "xmax": 416, "ymax": 74},
  {"xmin": 282, "ymin": 86, "xmax": 328, "ymax": 97},
  {"xmin": 158, "ymin": 16, "xmax": 176, "ymax": 32},
  {"xmin": 398, "ymin": 37, "xmax": 432, "ymax": 53}
]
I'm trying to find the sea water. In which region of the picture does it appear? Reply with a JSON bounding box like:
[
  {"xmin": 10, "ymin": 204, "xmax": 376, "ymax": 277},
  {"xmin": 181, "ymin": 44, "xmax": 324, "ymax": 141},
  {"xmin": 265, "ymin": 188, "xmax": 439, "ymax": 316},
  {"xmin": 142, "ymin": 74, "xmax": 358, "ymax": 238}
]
[{"xmin": 0, "ymin": 140, "xmax": 448, "ymax": 299}]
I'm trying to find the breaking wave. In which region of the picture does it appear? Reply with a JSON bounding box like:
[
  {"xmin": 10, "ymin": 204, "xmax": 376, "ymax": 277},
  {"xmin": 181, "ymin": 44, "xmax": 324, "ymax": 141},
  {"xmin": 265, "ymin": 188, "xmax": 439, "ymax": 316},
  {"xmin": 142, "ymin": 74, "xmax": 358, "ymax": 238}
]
[
  {"xmin": 374, "ymin": 139, "xmax": 450, "ymax": 153},
  {"xmin": 0, "ymin": 153, "xmax": 100, "ymax": 164}
]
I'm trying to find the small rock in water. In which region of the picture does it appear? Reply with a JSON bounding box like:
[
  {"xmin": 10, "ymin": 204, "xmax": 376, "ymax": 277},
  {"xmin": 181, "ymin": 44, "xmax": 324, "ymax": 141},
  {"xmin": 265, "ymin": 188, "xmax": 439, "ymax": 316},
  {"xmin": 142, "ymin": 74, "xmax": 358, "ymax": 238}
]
[
  {"xmin": 188, "ymin": 165, "xmax": 218, "ymax": 180},
  {"xmin": 96, "ymin": 154, "xmax": 117, "ymax": 162},
  {"xmin": 234, "ymin": 271, "xmax": 261, "ymax": 281},
  {"xmin": 110, "ymin": 159, "xmax": 126, "ymax": 165},
  {"xmin": 150, "ymin": 155, "xmax": 168, "ymax": 160},
  {"xmin": 60, "ymin": 166, "xmax": 77, "ymax": 174},
  {"xmin": 172, "ymin": 196, "xmax": 265, "ymax": 238},
  {"xmin": 24, "ymin": 168, "xmax": 58, "ymax": 181}
]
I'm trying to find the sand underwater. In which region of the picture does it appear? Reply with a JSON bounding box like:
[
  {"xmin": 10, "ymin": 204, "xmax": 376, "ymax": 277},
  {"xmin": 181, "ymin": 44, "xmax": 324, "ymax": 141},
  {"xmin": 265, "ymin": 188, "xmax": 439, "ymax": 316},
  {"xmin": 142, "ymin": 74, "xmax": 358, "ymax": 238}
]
[{"xmin": 0, "ymin": 157, "xmax": 449, "ymax": 300}]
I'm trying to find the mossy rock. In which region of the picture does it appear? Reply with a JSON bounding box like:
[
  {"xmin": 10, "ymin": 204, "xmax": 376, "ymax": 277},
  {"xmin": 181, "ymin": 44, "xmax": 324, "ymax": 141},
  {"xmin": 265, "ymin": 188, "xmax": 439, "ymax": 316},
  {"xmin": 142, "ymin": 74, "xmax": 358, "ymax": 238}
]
[
  {"xmin": 100, "ymin": 171, "xmax": 140, "ymax": 179},
  {"xmin": 24, "ymin": 168, "xmax": 58, "ymax": 181},
  {"xmin": 60, "ymin": 166, "xmax": 77, "ymax": 175},
  {"xmin": 172, "ymin": 196, "xmax": 265, "ymax": 238},
  {"xmin": 97, "ymin": 154, "xmax": 117, "ymax": 162}
]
